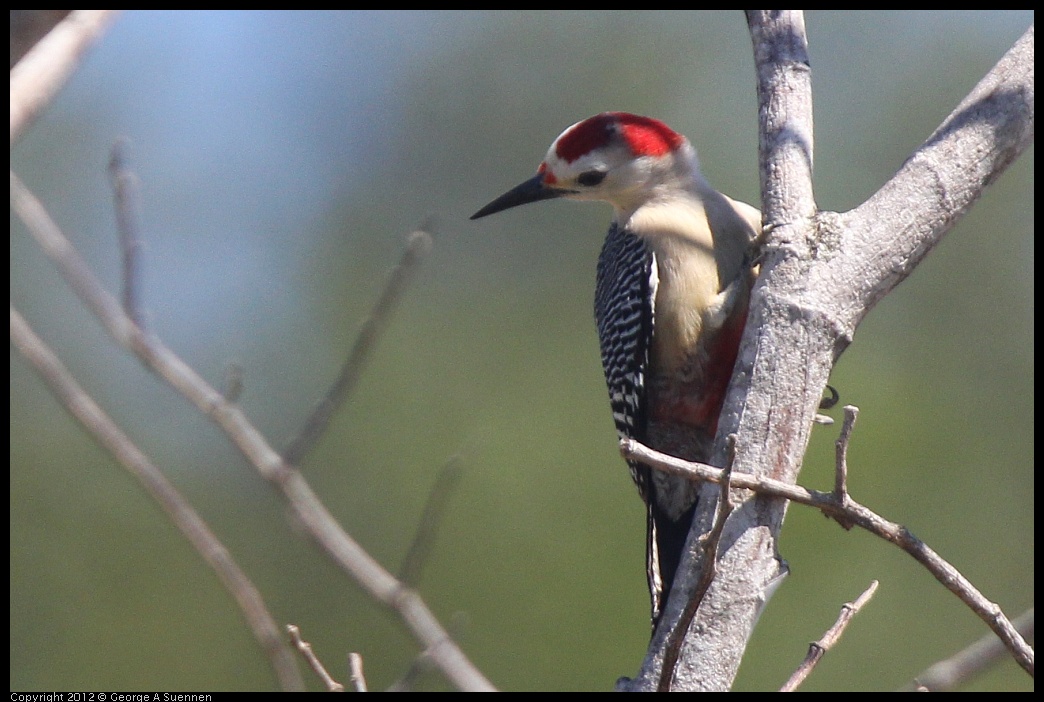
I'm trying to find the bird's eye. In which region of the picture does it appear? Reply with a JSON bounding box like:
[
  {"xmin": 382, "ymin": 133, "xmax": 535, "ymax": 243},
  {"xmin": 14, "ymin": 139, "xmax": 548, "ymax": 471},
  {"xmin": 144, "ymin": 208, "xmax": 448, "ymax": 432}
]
[{"xmin": 577, "ymin": 170, "xmax": 607, "ymax": 187}]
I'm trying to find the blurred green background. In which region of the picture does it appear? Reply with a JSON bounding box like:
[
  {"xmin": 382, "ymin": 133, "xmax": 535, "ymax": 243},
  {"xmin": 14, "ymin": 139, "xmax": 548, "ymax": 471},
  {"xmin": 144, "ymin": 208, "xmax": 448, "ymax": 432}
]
[{"xmin": 10, "ymin": 10, "xmax": 1033, "ymax": 692}]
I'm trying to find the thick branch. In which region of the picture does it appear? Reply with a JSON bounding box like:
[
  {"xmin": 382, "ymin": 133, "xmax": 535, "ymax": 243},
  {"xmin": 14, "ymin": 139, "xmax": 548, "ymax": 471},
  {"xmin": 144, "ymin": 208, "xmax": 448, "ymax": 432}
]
[
  {"xmin": 832, "ymin": 24, "xmax": 1034, "ymax": 328},
  {"xmin": 630, "ymin": 14, "xmax": 1034, "ymax": 691},
  {"xmin": 629, "ymin": 12, "xmax": 818, "ymax": 691},
  {"xmin": 10, "ymin": 10, "xmax": 121, "ymax": 146}
]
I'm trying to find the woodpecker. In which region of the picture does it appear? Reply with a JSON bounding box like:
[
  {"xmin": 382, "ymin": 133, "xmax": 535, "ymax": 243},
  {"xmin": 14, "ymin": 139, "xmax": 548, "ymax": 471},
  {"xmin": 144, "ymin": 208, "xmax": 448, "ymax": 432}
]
[{"xmin": 471, "ymin": 112, "xmax": 760, "ymax": 627}]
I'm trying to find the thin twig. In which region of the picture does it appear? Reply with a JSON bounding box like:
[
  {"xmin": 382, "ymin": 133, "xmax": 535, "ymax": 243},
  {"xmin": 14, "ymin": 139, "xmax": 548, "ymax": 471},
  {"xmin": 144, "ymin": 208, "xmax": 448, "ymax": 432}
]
[
  {"xmin": 658, "ymin": 436, "xmax": 737, "ymax": 692},
  {"xmin": 833, "ymin": 405, "xmax": 858, "ymax": 510},
  {"xmin": 223, "ymin": 360, "xmax": 244, "ymax": 403},
  {"xmin": 348, "ymin": 652, "xmax": 368, "ymax": 693},
  {"xmin": 399, "ymin": 457, "xmax": 463, "ymax": 587},
  {"xmin": 780, "ymin": 580, "xmax": 879, "ymax": 691},
  {"xmin": 283, "ymin": 228, "xmax": 434, "ymax": 465},
  {"xmin": 10, "ymin": 307, "xmax": 304, "ymax": 691},
  {"xmin": 286, "ymin": 624, "xmax": 344, "ymax": 692},
  {"xmin": 905, "ymin": 608, "xmax": 1035, "ymax": 691},
  {"xmin": 11, "ymin": 171, "xmax": 495, "ymax": 691},
  {"xmin": 620, "ymin": 437, "xmax": 1033, "ymax": 676},
  {"xmin": 107, "ymin": 138, "xmax": 145, "ymax": 327}
]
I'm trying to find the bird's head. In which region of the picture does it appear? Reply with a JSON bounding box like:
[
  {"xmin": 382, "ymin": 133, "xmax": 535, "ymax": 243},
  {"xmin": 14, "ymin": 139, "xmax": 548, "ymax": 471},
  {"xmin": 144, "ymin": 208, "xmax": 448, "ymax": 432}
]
[{"xmin": 471, "ymin": 112, "xmax": 700, "ymax": 220}]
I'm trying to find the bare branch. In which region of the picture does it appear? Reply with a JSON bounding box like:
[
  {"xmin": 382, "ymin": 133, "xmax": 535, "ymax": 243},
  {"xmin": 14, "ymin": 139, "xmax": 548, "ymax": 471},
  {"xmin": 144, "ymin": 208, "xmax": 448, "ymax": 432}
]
[
  {"xmin": 11, "ymin": 171, "xmax": 495, "ymax": 691},
  {"xmin": 10, "ymin": 10, "xmax": 72, "ymax": 68},
  {"xmin": 286, "ymin": 624, "xmax": 344, "ymax": 692},
  {"xmin": 349, "ymin": 651, "xmax": 368, "ymax": 693},
  {"xmin": 10, "ymin": 10, "xmax": 121, "ymax": 146},
  {"xmin": 748, "ymin": 10, "xmax": 816, "ymax": 229},
  {"xmin": 780, "ymin": 580, "xmax": 879, "ymax": 691},
  {"xmin": 630, "ymin": 12, "xmax": 820, "ymax": 690},
  {"xmin": 632, "ymin": 14, "xmax": 1033, "ymax": 690},
  {"xmin": 107, "ymin": 138, "xmax": 145, "ymax": 328},
  {"xmin": 833, "ymin": 405, "xmax": 858, "ymax": 509},
  {"xmin": 223, "ymin": 360, "xmax": 244, "ymax": 403},
  {"xmin": 834, "ymin": 24, "xmax": 1035, "ymax": 323},
  {"xmin": 399, "ymin": 457, "xmax": 464, "ymax": 588},
  {"xmin": 658, "ymin": 437, "xmax": 737, "ymax": 691},
  {"xmin": 10, "ymin": 307, "xmax": 304, "ymax": 691},
  {"xmin": 623, "ymin": 437, "xmax": 1034, "ymax": 677},
  {"xmin": 282, "ymin": 227, "xmax": 434, "ymax": 465},
  {"xmin": 906, "ymin": 608, "xmax": 1035, "ymax": 691}
]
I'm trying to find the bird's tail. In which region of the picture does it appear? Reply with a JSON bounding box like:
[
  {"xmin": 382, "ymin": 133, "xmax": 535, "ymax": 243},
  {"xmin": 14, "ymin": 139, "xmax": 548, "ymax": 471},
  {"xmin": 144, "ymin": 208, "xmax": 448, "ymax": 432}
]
[{"xmin": 647, "ymin": 498, "xmax": 699, "ymax": 630}]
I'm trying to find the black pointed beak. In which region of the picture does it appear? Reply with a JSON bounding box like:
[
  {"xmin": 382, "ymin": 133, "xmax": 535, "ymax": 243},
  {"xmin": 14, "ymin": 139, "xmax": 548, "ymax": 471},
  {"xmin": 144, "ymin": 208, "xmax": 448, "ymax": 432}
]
[{"xmin": 470, "ymin": 174, "xmax": 572, "ymax": 220}]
